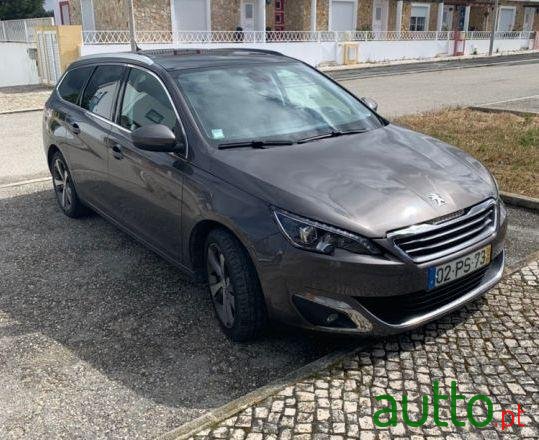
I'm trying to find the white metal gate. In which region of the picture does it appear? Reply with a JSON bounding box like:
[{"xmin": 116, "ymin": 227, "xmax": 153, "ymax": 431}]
[{"xmin": 36, "ymin": 30, "xmax": 61, "ymax": 85}]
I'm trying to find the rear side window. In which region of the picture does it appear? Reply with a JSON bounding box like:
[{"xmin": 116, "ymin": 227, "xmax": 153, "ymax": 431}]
[
  {"xmin": 57, "ymin": 66, "xmax": 94, "ymax": 104},
  {"xmin": 81, "ymin": 65, "xmax": 125, "ymax": 120}
]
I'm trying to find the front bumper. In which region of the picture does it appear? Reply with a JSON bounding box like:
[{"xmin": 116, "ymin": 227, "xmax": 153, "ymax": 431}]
[{"xmin": 255, "ymin": 201, "xmax": 507, "ymax": 336}]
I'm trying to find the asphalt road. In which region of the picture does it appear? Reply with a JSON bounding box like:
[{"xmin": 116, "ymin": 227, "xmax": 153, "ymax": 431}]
[
  {"xmin": 0, "ymin": 181, "xmax": 537, "ymax": 438},
  {"xmin": 341, "ymin": 61, "xmax": 539, "ymax": 117}
]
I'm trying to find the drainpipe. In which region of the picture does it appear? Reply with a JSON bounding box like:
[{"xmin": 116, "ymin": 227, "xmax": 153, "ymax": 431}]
[
  {"xmin": 126, "ymin": 0, "xmax": 137, "ymax": 52},
  {"xmin": 488, "ymin": 0, "xmax": 499, "ymax": 55}
]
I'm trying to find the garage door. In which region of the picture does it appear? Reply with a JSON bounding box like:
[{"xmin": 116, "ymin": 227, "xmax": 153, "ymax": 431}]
[
  {"xmin": 331, "ymin": 1, "xmax": 356, "ymax": 31},
  {"xmin": 174, "ymin": 0, "xmax": 209, "ymax": 31}
]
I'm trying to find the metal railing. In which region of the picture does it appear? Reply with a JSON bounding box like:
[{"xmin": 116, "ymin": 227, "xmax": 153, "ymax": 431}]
[
  {"xmin": 82, "ymin": 30, "xmax": 536, "ymax": 45},
  {"xmin": 0, "ymin": 17, "xmax": 54, "ymax": 43}
]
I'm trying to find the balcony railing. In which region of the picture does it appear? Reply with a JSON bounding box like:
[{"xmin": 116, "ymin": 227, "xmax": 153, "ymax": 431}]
[
  {"xmin": 82, "ymin": 30, "xmax": 535, "ymax": 45},
  {"xmin": 0, "ymin": 17, "xmax": 54, "ymax": 43}
]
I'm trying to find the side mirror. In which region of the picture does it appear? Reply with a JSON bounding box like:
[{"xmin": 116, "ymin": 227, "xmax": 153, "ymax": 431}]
[
  {"xmin": 361, "ymin": 97, "xmax": 378, "ymax": 112},
  {"xmin": 131, "ymin": 124, "xmax": 184, "ymax": 153}
]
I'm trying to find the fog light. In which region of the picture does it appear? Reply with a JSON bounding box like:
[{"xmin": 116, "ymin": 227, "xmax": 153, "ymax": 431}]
[{"xmin": 292, "ymin": 295, "xmax": 356, "ymax": 329}]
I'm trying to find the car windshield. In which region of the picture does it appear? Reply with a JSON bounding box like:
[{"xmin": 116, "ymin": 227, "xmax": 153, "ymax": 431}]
[{"xmin": 173, "ymin": 62, "xmax": 384, "ymax": 145}]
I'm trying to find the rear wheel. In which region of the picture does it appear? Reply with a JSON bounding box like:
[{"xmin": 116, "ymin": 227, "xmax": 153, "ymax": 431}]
[
  {"xmin": 205, "ymin": 228, "xmax": 267, "ymax": 341},
  {"xmin": 50, "ymin": 151, "xmax": 89, "ymax": 218}
]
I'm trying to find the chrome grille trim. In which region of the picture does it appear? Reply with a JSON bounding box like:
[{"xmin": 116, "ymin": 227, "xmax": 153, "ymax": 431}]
[{"xmin": 388, "ymin": 199, "xmax": 497, "ymax": 263}]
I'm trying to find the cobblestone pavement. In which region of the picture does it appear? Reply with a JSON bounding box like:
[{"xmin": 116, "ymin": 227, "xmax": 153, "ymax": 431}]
[
  {"xmin": 0, "ymin": 86, "xmax": 50, "ymax": 114},
  {"xmin": 187, "ymin": 260, "xmax": 539, "ymax": 440}
]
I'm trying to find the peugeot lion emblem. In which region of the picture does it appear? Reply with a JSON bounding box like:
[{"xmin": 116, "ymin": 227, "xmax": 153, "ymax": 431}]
[{"xmin": 426, "ymin": 193, "xmax": 446, "ymax": 207}]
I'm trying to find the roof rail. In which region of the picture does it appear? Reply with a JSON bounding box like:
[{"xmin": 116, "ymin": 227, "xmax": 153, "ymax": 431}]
[{"xmin": 139, "ymin": 48, "xmax": 286, "ymax": 57}]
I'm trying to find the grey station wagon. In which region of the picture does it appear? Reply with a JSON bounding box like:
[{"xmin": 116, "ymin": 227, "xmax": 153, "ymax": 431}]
[{"xmin": 43, "ymin": 49, "xmax": 507, "ymax": 341}]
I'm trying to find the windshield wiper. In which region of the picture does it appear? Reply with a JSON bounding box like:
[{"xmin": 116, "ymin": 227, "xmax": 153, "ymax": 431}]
[
  {"xmin": 297, "ymin": 129, "xmax": 368, "ymax": 144},
  {"xmin": 218, "ymin": 140, "xmax": 294, "ymax": 150}
]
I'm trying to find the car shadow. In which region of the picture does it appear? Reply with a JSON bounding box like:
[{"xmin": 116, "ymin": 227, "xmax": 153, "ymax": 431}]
[{"xmin": 0, "ymin": 188, "xmax": 356, "ymax": 411}]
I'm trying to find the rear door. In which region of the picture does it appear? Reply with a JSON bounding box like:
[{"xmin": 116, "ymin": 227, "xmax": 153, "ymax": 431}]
[
  {"xmin": 67, "ymin": 64, "xmax": 125, "ymax": 210},
  {"xmin": 104, "ymin": 66, "xmax": 185, "ymax": 262}
]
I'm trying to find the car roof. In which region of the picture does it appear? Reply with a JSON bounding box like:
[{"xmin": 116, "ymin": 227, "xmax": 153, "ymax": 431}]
[{"xmin": 74, "ymin": 48, "xmax": 294, "ymax": 71}]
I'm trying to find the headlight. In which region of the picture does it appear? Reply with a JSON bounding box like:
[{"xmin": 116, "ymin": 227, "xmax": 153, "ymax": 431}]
[{"xmin": 273, "ymin": 209, "xmax": 381, "ymax": 255}]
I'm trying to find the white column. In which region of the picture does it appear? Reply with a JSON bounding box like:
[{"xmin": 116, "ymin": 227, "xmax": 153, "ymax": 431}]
[
  {"xmin": 396, "ymin": 0, "xmax": 403, "ymax": 32},
  {"xmin": 311, "ymin": 0, "xmax": 318, "ymax": 32},
  {"xmin": 259, "ymin": 0, "xmax": 266, "ymax": 41},
  {"xmin": 436, "ymin": 2, "xmax": 444, "ymax": 31},
  {"xmin": 463, "ymin": 5, "xmax": 471, "ymax": 32}
]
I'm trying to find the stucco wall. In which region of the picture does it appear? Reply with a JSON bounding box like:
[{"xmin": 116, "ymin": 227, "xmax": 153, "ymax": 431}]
[{"xmin": 317, "ymin": 0, "xmax": 329, "ymax": 31}]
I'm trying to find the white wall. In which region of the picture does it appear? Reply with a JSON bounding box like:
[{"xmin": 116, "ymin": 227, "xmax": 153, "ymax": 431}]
[
  {"xmin": 0, "ymin": 42, "xmax": 40, "ymax": 87},
  {"xmin": 465, "ymin": 38, "xmax": 532, "ymax": 55},
  {"xmin": 81, "ymin": 42, "xmax": 338, "ymax": 66},
  {"xmin": 80, "ymin": 37, "xmax": 534, "ymax": 68}
]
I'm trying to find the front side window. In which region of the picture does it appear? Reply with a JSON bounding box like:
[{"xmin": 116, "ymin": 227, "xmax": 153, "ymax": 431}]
[
  {"xmin": 81, "ymin": 65, "xmax": 124, "ymax": 120},
  {"xmin": 119, "ymin": 68, "xmax": 177, "ymax": 132},
  {"xmin": 174, "ymin": 62, "xmax": 383, "ymax": 144},
  {"xmin": 57, "ymin": 66, "xmax": 94, "ymax": 104}
]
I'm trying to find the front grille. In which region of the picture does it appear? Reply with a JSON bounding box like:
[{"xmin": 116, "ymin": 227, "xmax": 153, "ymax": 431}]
[
  {"xmin": 390, "ymin": 199, "xmax": 497, "ymax": 263},
  {"xmin": 355, "ymin": 255, "xmax": 499, "ymax": 325}
]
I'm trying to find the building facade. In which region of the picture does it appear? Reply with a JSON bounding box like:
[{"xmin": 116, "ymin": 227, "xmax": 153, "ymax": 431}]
[{"xmin": 66, "ymin": 0, "xmax": 539, "ymax": 33}]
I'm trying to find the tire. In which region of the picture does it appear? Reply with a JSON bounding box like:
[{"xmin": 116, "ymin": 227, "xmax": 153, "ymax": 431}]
[
  {"xmin": 205, "ymin": 228, "xmax": 267, "ymax": 342},
  {"xmin": 50, "ymin": 151, "xmax": 89, "ymax": 218}
]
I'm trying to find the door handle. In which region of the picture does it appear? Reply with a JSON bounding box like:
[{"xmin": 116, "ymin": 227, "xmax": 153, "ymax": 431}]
[
  {"xmin": 111, "ymin": 144, "xmax": 124, "ymax": 160},
  {"xmin": 67, "ymin": 120, "xmax": 80, "ymax": 135}
]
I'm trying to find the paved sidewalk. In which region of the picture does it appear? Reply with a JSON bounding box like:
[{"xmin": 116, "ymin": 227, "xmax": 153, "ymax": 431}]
[
  {"xmin": 0, "ymin": 85, "xmax": 50, "ymax": 114},
  {"xmin": 183, "ymin": 259, "xmax": 539, "ymax": 439}
]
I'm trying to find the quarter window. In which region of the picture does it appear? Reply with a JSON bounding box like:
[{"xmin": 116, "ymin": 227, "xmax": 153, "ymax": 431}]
[
  {"xmin": 119, "ymin": 68, "xmax": 177, "ymax": 132},
  {"xmin": 57, "ymin": 66, "xmax": 94, "ymax": 104},
  {"xmin": 80, "ymin": 65, "xmax": 124, "ymax": 120}
]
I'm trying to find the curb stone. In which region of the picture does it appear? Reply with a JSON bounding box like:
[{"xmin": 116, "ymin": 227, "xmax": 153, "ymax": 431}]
[
  {"xmin": 159, "ymin": 346, "xmax": 364, "ymax": 440},
  {"xmin": 0, "ymin": 108, "xmax": 43, "ymax": 115},
  {"xmin": 160, "ymin": 249, "xmax": 539, "ymax": 440},
  {"xmin": 500, "ymin": 191, "xmax": 539, "ymax": 211}
]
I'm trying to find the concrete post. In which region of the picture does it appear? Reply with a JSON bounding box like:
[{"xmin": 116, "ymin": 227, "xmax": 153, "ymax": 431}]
[
  {"xmin": 436, "ymin": 2, "xmax": 444, "ymax": 32},
  {"xmin": 126, "ymin": 0, "xmax": 137, "ymax": 51},
  {"xmin": 396, "ymin": 0, "xmax": 404, "ymax": 32}
]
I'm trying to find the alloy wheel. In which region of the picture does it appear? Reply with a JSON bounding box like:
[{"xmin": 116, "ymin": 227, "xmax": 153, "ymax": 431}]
[
  {"xmin": 207, "ymin": 243, "xmax": 236, "ymax": 328},
  {"xmin": 52, "ymin": 158, "xmax": 73, "ymax": 212}
]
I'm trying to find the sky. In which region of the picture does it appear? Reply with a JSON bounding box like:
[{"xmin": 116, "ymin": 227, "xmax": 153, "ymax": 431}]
[{"xmin": 44, "ymin": 0, "xmax": 55, "ymax": 13}]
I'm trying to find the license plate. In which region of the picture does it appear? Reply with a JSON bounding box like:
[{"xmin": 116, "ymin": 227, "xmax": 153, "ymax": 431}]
[{"xmin": 427, "ymin": 245, "xmax": 491, "ymax": 290}]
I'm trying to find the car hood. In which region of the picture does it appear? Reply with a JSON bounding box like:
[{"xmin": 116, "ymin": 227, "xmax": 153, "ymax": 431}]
[{"xmin": 209, "ymin": 124, "xmax": 496, "ymax": 237}]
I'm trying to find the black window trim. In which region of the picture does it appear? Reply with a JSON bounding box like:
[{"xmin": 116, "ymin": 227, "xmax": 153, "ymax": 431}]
[
  {"xmin": 56, "ymin": 62, "xmax": 189, "ymax": 159},
  {"xmin": 55, "ymin": 64, "xmax": 96, "ymax": 107}
]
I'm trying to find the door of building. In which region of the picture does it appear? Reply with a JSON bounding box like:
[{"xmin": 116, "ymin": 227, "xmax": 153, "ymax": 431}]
[{"xmin": 372, "ymin": 0, "xmax": 388, "ymax": 32}]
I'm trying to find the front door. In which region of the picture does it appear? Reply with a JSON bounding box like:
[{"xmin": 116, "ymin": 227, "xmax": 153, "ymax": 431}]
[
  {"xmin": 372, "ymin": 0, "xmax": 388, "ymax": 32},
  {"xmin": 241, "ymin": 0, "xmax": 256, "ymax": 31},
  {"xmin": 106, "ymin": 67, "xmax": 184, "ymax": 262},
  {"xmin": 523, "ymin": 7, "xmax": 535, "ymax": 32}
]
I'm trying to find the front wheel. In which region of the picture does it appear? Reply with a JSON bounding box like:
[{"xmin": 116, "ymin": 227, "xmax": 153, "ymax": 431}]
[{"xmin": 205, "ymin": 228, "xmax": 267, "ymax": 342}]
